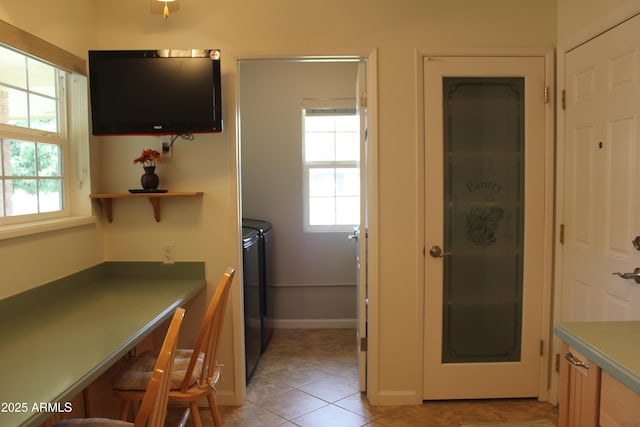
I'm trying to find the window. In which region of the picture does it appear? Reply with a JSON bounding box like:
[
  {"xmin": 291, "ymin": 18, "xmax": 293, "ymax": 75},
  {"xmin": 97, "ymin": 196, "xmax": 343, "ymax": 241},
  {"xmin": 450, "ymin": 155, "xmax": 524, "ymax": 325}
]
[
  {"xmin": 0, "ymin": 44, "xmax": 67, "ymax": 223},
  {"xmin": 302, "ymin": 99, "xmax": 360, "ymax": 232}
]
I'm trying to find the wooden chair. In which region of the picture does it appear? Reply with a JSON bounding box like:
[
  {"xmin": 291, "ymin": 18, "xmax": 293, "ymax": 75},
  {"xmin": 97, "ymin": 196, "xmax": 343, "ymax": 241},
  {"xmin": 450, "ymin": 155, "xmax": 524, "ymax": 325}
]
[
  {"xmin": 54, "ymin": 307, "xmax": 185, "ymax": 427},
  {"xmin": 114, "ymin": 267, "xmax": 235, "ymax": 427}
]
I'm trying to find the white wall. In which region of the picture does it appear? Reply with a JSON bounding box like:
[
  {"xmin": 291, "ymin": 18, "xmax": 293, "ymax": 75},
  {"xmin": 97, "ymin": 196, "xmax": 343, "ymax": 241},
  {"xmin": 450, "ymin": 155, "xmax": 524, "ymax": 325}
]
[
  {"xmin": 240, "ymin": 60, "xmax": 359, "ymax": 324},
  {"xmin": 1, "ymin": 0, "xmax": 557, "ymax": 405},
  {"xmin": 557, "ymin": 0, "xmax": 640, "ymax": 46}
]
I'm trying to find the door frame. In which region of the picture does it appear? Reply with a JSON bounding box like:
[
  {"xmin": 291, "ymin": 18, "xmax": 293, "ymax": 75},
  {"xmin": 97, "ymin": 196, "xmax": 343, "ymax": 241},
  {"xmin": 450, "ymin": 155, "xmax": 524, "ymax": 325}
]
[
  {"xmin": 415, "ymin": 48, "xmax": 555, "ymax": 402},
  {"xmin": 231, "ymin": 49, "xmax": 380, "ymax": 403}
]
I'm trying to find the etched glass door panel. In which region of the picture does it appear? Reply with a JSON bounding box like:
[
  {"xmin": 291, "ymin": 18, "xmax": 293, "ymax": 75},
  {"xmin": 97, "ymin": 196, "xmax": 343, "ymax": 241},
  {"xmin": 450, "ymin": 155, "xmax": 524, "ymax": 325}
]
[{"xmin": 442, "ymin": 77, "xmax": 524, "ymax": 363}]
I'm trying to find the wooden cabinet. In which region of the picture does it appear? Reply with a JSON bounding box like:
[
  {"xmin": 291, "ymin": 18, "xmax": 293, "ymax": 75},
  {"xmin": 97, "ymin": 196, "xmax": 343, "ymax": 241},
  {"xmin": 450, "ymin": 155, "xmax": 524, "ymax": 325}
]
[
  {"xmin": 556, "ymin": 323, "xmax": 640, "ymax": 427},
  {"xmin": 600, "ymin": 371, "xmax": 640, "ymax": 427},
  {"xmin": 559, "ymin": 342, "xmax": 601, "ymax": 427},
  {"xmin": 559, "ymin": 341, "xmax": 640, "ymax": 427}
]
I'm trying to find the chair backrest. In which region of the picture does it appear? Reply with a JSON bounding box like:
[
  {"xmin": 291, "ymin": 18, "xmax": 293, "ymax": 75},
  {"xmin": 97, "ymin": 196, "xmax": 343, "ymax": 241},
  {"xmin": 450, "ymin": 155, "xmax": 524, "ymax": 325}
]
[
  {"xmin": 180, "ymin": 267, "xmax": 235, "ymax": 391},
  {"xmin": 134, "ymin": 307, "xmax": 185, "ymax": 427}
]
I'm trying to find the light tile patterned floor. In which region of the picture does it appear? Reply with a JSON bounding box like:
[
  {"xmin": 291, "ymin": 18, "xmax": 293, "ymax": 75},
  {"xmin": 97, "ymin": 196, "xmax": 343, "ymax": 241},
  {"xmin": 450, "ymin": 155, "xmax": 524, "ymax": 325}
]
[{"xmin": 169, "ymin": 328, "xmax": 558, "ymax": 426}]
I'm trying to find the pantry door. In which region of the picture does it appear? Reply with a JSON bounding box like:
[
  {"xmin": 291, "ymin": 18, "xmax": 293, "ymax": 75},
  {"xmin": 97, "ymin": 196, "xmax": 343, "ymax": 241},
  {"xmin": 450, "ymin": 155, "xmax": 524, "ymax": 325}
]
[{"xmin": 423, "ymin": 56, "xmax": 548, "ymax": 399}]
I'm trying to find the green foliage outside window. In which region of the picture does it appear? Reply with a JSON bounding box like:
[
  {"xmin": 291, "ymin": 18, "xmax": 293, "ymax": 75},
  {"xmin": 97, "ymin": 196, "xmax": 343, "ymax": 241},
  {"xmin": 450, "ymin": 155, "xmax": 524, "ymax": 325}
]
[{"xmin": 6, "ymin": 140, "xmax": 61, "ymax": 194}]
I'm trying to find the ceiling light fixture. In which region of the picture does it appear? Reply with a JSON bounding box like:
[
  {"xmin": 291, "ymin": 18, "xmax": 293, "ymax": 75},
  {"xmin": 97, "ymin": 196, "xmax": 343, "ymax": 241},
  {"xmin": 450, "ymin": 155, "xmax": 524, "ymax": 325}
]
[
  {"xmin": 151, "ymin": 0, "xmax": 179, "ymax": 19},
  {"xmin": 161, "ymin": 0, "xmax": 173, "ymax": 18}
]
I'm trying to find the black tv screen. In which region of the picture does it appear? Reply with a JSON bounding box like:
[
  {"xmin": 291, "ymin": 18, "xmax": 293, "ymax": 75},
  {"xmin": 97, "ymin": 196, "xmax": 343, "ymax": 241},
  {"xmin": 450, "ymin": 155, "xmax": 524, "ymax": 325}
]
[{"xmin": 88, "ymin": 49, "xmax": 222, "ymax": 135}]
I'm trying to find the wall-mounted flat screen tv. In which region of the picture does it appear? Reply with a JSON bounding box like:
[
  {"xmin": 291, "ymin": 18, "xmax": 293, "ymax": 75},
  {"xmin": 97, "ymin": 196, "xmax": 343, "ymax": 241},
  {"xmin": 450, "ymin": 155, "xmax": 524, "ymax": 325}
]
[{"xmin": 88, "ymin": 49, "xmax": 222, "ymax": 135}]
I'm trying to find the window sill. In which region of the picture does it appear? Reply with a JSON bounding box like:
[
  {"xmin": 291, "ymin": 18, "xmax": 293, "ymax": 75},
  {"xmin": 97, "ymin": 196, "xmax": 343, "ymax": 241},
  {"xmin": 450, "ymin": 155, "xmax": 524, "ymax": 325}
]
[{"xmin": 0, "ymin": 215, "xmax": 96, "ymax": 241}]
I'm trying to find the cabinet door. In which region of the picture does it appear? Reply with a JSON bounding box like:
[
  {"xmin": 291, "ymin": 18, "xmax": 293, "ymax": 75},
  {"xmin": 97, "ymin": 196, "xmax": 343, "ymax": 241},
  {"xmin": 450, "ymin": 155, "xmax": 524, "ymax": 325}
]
[
  {"xmin": 559, "ymin": 342, "xmax": 601, "ymax": 427},
  {"xmin": 600, "ymin": 371, "xmax": 640, "ymax": 427}
]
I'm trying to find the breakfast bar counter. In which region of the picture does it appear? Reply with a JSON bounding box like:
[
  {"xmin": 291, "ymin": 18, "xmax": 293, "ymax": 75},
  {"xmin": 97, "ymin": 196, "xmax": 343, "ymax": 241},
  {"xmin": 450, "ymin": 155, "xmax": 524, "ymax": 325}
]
[{"xmin": 0, "ymin": 262, "xmax": 206, "ymax": 427}]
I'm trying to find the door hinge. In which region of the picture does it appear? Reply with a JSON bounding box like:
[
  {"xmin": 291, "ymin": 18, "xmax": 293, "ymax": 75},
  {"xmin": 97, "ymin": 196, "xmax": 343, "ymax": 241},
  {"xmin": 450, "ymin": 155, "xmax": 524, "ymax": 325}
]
[
  {"xmin": 555, "ymin": 353, "xmax": 561, "ymax": 372},
  {"xmin": 561, "ymin": 89, "xmax": 566, "ymax": 110},
  {"xmin": 359, "ymin": 90, "xmax": 367, "ymax": 108},
  {"xmin": 544, "ymin": 85, "xmax": 550, "ymax": 104},
  {"xmin": 360, "ymin": 336, "xmax": 367, "ymax": 352},
  {"xmin": 559, "ymin": 224, "xmax": 565, "ymax": 244},
  {"xmin": 540, "ymin": 339, "xmax": 544, "ymax": 356}
]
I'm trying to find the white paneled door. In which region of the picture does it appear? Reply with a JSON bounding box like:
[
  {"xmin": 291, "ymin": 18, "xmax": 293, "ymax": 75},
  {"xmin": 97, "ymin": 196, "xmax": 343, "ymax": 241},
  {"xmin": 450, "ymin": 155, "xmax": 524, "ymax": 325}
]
[
  {"xmin": 423, "ymin": 56, "xmax": 549, "ymax": 399},
  {"xmin": 563, "ymin": 14, "xmax": 640, "ymax": 321}
]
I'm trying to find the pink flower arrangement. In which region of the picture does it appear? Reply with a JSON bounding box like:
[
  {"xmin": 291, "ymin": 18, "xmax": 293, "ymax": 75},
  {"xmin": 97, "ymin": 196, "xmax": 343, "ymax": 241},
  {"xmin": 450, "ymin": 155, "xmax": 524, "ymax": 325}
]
[{"xmin": 133, "ymin": 149, "xmax": 164, "ymax": 167}]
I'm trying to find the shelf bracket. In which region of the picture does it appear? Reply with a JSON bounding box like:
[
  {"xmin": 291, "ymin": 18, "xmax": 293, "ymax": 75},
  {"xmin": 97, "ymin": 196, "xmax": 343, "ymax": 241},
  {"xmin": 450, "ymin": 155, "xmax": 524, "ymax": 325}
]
[
  {"xmin": 148, "ymin": 197, "xmax": 161, "ymax": 222},
  {"xmin": 99, "ymin": 198, "xmax": 114, "ymax": 223}
]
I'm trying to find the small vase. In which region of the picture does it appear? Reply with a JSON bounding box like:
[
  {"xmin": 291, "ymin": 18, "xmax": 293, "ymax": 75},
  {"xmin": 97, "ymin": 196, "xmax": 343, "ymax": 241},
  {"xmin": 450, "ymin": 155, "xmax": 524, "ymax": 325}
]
[{"xmin": 141, "ymin": 166, "xmax": 159, "ymax": 190}]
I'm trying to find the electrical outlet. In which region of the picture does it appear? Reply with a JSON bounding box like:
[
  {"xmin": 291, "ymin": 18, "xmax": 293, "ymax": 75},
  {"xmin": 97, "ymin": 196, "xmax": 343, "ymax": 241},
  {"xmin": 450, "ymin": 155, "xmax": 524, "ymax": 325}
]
[
  {"xmin": 160, "ymin": 136, "xmax": 173, "ymax": 156},
  {"xmin": 162, "ymin": 243, "xmax": 175, "ymax": 264},
  {"xmin": 162, "ymin": 141, "xmax": 171, "ymax": 155}
]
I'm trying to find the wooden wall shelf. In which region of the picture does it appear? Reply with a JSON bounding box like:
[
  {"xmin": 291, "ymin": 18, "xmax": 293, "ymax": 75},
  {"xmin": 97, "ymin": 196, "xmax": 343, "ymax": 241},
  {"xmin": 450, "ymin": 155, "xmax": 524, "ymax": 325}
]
[{"xmin": 90, "ymin": 192, "xmax": 203, "ymax": 222}]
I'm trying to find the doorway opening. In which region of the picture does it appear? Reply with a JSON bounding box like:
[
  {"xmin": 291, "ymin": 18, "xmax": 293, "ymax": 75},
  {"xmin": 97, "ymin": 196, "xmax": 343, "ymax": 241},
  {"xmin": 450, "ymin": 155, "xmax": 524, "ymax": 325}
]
[{"xmin": 236, "ymin": 55, "xmax": 376, "ymax": 397}]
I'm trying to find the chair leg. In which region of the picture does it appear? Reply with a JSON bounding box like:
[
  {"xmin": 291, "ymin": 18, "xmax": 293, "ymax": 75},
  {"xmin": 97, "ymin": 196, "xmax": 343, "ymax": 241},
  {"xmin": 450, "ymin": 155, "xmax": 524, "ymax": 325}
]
[
  {"xmin": 189, "ymin": 401, "xmax": 203, "ymax": 427},
  {"xmin": 177, "ymin": 407, "xmax": 191, "ymax": 427},
  {"xmin": 206, "ymin": 391, "xmax": 223, "ymax": 427}
]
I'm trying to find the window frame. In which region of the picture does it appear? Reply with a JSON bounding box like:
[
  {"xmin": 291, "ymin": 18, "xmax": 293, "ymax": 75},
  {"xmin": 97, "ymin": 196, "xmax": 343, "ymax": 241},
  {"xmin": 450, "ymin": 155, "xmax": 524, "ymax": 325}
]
[
  {"xmin": 301, "ymin": 98, "xmax": 359, "ymax": 233},
  {"xmin": 0, "ymin": 53, "xmax": 69, "ymax": 224},
  {"xmin": 0, "ymin": 19, "xmax": 92, "ymax": 238}
]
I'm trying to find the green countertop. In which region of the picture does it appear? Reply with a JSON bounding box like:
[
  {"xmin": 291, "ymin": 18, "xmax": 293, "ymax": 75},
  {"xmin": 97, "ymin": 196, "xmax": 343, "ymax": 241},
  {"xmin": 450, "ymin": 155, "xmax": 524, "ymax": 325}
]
[
  {"xmin": 554, "ymin": 321, "xmax": 640, "ymax": 395},
  {"xmin": 0, "ymin": 262, "xmax": 206, "ymax": 427}
]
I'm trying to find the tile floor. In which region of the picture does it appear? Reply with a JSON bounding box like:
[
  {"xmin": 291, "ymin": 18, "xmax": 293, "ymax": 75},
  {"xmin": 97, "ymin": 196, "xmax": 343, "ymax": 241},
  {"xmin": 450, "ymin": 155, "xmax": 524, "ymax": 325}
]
[{"xmin": 169, "ymin": 328, "xmax": 558, "ymax": 426}]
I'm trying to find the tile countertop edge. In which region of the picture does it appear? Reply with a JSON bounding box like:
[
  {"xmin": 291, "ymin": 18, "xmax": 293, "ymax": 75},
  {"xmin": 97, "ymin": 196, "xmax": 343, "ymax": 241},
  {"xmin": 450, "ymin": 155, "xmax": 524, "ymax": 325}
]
[{"xmin": 554, "ymin": 323, "xmax": 640, "ymax": 395}]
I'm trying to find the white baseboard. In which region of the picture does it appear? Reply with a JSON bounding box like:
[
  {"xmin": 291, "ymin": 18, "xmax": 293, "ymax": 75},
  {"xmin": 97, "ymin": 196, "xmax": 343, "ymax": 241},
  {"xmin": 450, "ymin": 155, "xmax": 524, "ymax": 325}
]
[
  {"xmin": 369, "ymin": 390, "xmax": 422, "ymax": 405},
  {"xmin": 271, "ymin": 282, "xmax": 356, "ymax": 288},
  {"xmin": 270, "ymin": 318, "xmax": 357, "ymax": 329}
]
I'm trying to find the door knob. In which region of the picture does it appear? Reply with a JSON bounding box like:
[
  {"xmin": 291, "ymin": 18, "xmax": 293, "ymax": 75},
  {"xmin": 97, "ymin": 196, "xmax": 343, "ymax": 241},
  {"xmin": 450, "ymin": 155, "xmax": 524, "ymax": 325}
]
[
  {"xmin": 612, "ymin": 268, "xmax": 640, "ymax": 284},
  {"xmin": 428, "ymin": 245, "xmax": 451, "ymax": 258}
]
